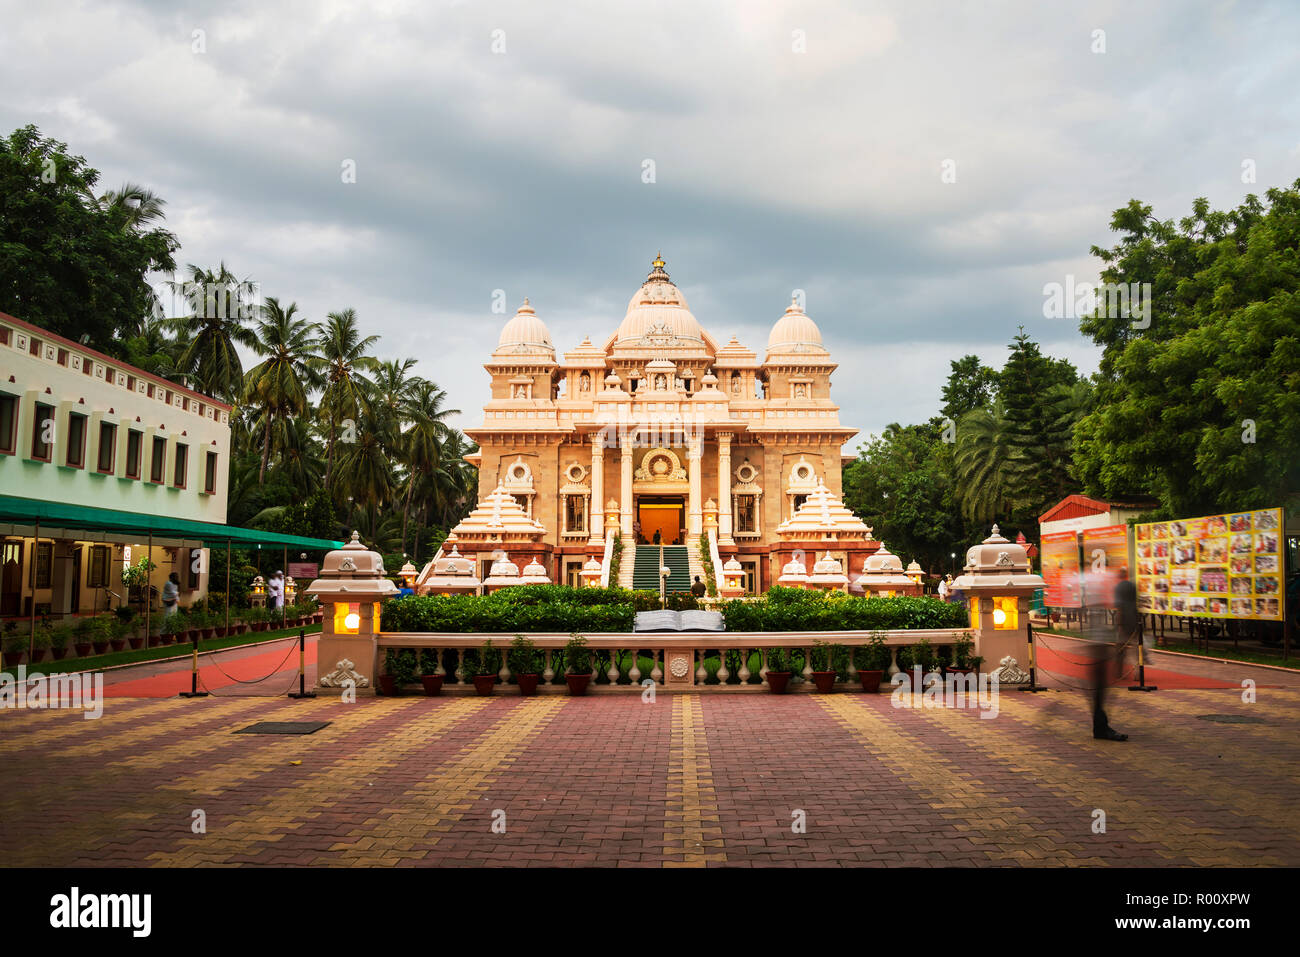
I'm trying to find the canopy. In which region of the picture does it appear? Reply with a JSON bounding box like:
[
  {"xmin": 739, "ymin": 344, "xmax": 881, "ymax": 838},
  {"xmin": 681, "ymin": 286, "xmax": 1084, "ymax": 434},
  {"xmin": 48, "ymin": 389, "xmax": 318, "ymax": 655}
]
[{"xmin": 0, "ymin": 494, "xmax": 343, "ymax": 551}]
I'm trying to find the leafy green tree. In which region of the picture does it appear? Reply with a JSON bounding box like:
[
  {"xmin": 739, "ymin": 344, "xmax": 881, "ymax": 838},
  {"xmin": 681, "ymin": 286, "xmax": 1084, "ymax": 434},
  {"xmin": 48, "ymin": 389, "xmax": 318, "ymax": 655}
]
[
  {"xmin": 1075, "ymin": 182, "xmax": 1300, "ymax": 515},
  {"xmin": 940, "ymin": 354, "xmax": 998, "ymax": 421},
  {"xmin": 0, "ymin": 125, "xmax": 177, "ymax": 350}
]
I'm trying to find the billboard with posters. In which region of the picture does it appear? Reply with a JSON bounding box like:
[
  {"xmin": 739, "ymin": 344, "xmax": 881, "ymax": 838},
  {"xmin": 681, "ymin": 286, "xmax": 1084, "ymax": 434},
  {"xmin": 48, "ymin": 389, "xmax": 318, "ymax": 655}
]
[
  {"xmin": 1135, "ymin": 507, "xmax": 1284, "ymax": 621},
  {"xmin": 1040, "ymin": 530, "xmax": 1082, "ymax": 608},
  {"xmin": 1081, "ymin": 524, "xmax": 1130, "ymax": 607}
]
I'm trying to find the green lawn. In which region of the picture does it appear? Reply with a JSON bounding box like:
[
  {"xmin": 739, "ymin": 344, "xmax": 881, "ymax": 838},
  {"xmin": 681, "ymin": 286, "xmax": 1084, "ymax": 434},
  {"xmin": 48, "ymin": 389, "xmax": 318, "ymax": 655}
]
[{"xmin": 16, "ymin": 624, "xmax": 322, "ymax": 676}]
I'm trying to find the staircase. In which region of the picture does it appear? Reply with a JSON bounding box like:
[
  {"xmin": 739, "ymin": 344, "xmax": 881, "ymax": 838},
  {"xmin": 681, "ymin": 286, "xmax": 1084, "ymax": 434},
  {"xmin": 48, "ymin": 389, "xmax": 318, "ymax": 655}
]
[
  {"xmin": 633, "ymin": 544, "xmax": 692, "ymax": 593},
  {"xmin": 688, "ymin": 536, "xmax": 707, "ymax": 587},
  {"xmin": 617, "ymin": 541, "xmax": 636, "ymax": 589}
]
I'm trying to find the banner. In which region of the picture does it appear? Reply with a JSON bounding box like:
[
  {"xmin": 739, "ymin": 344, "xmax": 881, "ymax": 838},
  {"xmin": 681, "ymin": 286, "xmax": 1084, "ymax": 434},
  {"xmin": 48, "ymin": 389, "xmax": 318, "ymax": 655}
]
[
  {"xmin": 1081, "ymin": 524, "xmax": 1130, "ymax": 607},
  {"xmin": 1040, "ymin": 530, "xmax": 1082, "ymax": 608},
  {"xmin": 1135, "ymin": 507, "xmax": 1284, "ymax": 621}
]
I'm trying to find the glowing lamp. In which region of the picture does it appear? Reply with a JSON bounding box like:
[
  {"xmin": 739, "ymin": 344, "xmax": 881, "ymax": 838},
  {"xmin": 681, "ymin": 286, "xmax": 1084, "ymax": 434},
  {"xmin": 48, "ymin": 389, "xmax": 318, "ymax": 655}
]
[
  {"xmin": 993, "ymin": 607, "xmax": 1006, "ymax": 626},
  {"xmin": 993, "ymin": 596, "xmax": 1018, "ymax": 630}
]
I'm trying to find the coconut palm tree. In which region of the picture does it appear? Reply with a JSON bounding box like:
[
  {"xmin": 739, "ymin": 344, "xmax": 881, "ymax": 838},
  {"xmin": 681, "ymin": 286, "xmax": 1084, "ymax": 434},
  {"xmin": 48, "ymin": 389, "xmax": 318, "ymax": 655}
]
[
  {"xmin": 168, "ymin": 262, "xmax": 258, "ymax": 402},
  {"xmin": 953, "ymin": 401, "xmax": 1031, "ymax": 525},
  {"xmin": 243, "ymin": 298, "xmax": 320, "ymax": 484},
  {"xmin": 398, "ymin": 379, "xmax": 461, "ymax": 552},
  {"xmin": 312, "ymin": 308, "xmax": 379, "ymax": 490}
]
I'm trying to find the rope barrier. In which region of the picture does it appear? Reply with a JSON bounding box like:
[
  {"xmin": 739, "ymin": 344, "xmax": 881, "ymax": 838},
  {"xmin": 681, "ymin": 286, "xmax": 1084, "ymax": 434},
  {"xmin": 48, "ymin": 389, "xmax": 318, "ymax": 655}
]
[{"xmin": 176, "ymin": 632, "xmax": 306, "ymax": 698}]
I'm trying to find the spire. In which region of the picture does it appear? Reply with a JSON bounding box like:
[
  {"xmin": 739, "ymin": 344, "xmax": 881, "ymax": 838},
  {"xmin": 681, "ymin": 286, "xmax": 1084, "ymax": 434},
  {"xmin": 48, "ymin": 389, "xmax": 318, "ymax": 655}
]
[{"xmin": 646, "ymin": 252, "xmax": 673, "ymax": 285}]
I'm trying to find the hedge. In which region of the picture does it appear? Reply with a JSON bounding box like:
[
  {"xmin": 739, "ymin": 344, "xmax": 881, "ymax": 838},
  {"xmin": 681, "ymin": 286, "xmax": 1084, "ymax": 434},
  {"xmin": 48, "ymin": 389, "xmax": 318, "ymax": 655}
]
[{"xmin": 379, "ymin": 585, "xmax": 963, "ymax": 633}]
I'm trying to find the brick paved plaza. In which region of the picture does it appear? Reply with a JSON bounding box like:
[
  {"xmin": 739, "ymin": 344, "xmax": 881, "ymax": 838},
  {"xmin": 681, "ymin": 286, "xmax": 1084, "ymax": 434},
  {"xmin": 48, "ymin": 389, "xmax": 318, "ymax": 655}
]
[{"xmin": 2, "ymin": 680, "xmax": 1297, "ymax": 867}]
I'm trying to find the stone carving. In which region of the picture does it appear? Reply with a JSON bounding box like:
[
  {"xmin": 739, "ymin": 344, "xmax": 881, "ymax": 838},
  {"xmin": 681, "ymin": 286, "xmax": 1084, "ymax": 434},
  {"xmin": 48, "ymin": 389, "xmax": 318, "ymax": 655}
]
[
  {"xmin": 670, "ymin": 656, "xmax": 690, "ymax": 678},
  {"xmin": 992, "ymin": 655, "xmax": 1030, "ymax": 683},
  {"xmin": 338, "ymin": 557, "xmax": 356, "ymax": 572},
  {"xmin": 320, "ymin": 658, "xmax": 370, "ymax": 688},
  {"xmin": 995, "ymin": 551, "xmax": 1013, "ymax": 566}
]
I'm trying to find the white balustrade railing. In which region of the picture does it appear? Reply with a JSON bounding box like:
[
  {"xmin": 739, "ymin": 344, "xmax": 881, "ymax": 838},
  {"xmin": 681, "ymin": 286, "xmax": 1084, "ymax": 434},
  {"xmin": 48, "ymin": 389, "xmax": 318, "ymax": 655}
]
[{"xmin": 374, "ymin": 628, "xmax": 971, "ymax": 691}]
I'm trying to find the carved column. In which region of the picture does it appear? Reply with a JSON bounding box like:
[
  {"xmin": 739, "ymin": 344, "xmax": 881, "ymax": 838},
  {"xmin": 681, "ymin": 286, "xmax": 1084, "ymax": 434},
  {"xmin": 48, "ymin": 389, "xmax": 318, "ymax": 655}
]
[
  {"xmin": 717, "ymin": 431, "xmax": 734, "ymax": 546},
  {"xmin": 620, "ymin": 441, "xmax": 634, "ymax": 537},
  {"xmin": 590, "ymin": 435, "xmax": 604, "ymax": 544},
  {"xmin": 687, "ymin": 435, "xmax": 703, "ymax": 537}
]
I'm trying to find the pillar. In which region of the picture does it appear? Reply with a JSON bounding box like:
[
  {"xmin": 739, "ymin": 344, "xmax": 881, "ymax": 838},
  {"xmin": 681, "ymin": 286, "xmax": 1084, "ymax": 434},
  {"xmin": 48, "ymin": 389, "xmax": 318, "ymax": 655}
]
[
  {"xmin": 590, "ymin": 435, "xmax": 604, "ymax": 544},
  {"xmin": 620, "ymin": 441, "xmax": 634, "ymax": 537},
  {"xmin": 687, "ymin": 435, "xmax": 703, "ymax": 537},
  {"xmin": 717, "ymin": 431, "xmax": 734, "ymax": 546}
]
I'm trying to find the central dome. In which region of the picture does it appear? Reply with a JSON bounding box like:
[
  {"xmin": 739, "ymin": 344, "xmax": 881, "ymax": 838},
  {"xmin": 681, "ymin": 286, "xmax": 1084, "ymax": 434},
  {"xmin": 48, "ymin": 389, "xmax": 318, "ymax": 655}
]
[{"xmin": 612, "ymin": 255, "xmax": 707, "ymax": 348}]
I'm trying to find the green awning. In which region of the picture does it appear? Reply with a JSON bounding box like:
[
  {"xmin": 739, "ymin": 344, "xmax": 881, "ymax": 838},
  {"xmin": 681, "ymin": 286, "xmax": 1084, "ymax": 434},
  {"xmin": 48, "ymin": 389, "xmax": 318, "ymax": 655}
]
[{"xmin": 0, "ymin": 494, "xmax": 343, "ymax": 551}]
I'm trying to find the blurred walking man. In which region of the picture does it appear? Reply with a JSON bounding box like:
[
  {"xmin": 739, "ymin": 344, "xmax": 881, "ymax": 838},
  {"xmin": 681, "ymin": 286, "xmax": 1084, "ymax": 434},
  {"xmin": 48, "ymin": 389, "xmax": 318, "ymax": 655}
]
[{"xmin": 1088, "ymin": 568, "xmax": 1135, "ymax": 741}]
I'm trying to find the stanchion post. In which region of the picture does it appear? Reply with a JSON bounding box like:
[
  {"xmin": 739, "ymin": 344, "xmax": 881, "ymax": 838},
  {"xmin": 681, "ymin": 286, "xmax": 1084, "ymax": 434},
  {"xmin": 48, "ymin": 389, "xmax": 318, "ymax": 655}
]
[
  {"xmin": 1127, "ymin": 630, "xmax": 1158, "ymax": 691},
  {"xmin": 1019, "ymin": 620, "xmax": 1048, "ymax": 693},
  {"xmin": 288, "ymin": 628, "xmax": 315, "ymax": 699},
  {"xmin": 178, "ymin": 634, "xmax": 209, "ymax": 698}
]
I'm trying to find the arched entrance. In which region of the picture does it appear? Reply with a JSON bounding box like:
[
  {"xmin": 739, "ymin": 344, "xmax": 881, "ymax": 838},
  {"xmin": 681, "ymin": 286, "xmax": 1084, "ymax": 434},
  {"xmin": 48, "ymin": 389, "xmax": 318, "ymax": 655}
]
[{"xmin": 638, "ymin": 497, "xmax": 685, "ymax": 545}]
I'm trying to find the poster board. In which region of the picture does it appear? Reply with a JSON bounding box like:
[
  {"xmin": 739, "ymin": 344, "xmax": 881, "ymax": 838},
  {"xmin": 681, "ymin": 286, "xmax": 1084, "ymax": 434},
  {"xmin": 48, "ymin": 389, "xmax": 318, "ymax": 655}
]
[
  {"xmin": 1134, "ymin": 507, "xmax": 1284, "ymax": 621},
  {"xmin": 1040, "ymin": 530, "xmax": 1082, "ymax": 608},
  {"xmin": 1081, "ymin": 524, "xmax": 1130, "ymax": 607}
]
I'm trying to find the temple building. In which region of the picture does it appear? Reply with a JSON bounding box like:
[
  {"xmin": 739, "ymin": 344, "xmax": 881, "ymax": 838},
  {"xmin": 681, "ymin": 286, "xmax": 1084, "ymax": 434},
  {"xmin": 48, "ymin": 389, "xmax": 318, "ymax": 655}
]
[{"xmin": 420, "ymin": 256, "xmax": 883, "ymax": 595}]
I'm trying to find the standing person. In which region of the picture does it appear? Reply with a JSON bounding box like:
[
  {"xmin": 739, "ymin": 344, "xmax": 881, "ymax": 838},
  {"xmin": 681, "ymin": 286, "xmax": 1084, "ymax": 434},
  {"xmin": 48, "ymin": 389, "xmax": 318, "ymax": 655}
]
[
  {"xmin": 1086, "ymin": 568, "xmax": 1134, "ymax": 741},
  {"xmin": 267, "ymin": 571, "xmax": 284, "ymax": 613},
  {"xmin": 938, "ymin": 575, "xmax": 950, "ymax": 602},
  {"xmin": 161, "ymin": 572, "xmax": 180, "ymax": 616},
  {"xmin": 690, "ymin": 575, "xmax": 706, "ymax": 598}
]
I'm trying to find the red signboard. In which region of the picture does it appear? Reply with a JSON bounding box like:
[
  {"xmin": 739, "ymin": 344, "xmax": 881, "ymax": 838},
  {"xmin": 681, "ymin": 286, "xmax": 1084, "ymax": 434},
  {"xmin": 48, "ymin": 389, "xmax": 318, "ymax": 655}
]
[
  {"xmin": 288, "ymin": 562, "xmax": 318, "ymax": 580},
  {"xmin": 1081, "ymin": 524, "xmax": 1130, "ymax": 607},
  {"xmin": 1040, "ymin": 530, "xmax": 1081, "ymax": 608}
]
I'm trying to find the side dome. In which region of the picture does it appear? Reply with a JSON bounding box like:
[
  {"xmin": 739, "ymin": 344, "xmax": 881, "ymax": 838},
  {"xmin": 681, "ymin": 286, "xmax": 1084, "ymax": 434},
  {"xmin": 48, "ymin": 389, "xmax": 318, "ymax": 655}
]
[
  {"xmin": 611, "ymin": 255, "xmax": 708, "ymax": 349},
  {"xmin": 495, "ymin": 299, "xmax": 555, "ymax": 357},
  {"xmin": 766, "ymin": 296, "xmax": 827, "ymax": 356}
]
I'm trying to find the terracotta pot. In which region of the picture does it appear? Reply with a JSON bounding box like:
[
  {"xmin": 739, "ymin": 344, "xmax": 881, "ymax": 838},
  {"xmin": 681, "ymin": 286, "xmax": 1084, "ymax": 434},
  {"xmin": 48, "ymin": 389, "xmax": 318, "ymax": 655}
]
[
  {"xmin": 201, "ymin": 628, "xmax": 215, "ymax": 641},
  {"xmin": 109, "ymin": 639, "xmax": 127, "ymax": 652},
  {"xmin": 420, "ymin": 675, "xmax": 444, "ymax": 696},
  {"xmin": 565, "ymin": 673, "xmax": 591, "ymax": 696},
  {"xmin": 473, "ymin": 675, "xmax": 497, "ymax": 696},
  {"xmin": 812, "ymin": 671, "xmax": 837, "ymax": 694},
  {"xmin": 28, "ymin": 648, "xmax": 48, "ymax": 663},
  {"xmin": 51, "ymin": 647, "xmax": 69, "ymax": 660},
  {"xmin": 92, "ymin": 641, "xmax": 109, "ymax": 655},
  {"xmin": 3, "ymin": 651, "xmax": 25, "ymax": 666},
  {"xmin": 74, "ymin": 642, "xmax": 92, "ymax": 657},
  {"xmin": 857, "ymin": 669, "xmax": 884, "ymax": 693},
  {"xmin": 129, "ymin": 637, "xmax": 145, "ymax": 650},
  {"xmin": 516, "ymin": 674, "xmax": 540, "ymax": 697},
  {"xmin": 212, "ymin": 626, "xmax": 228, "ymax": 638},
  {"xmin": 766, "ymin": 671, "xmax": 792, "ymax": 694},
  {"xmin": 377, "ymin": 675, "xmax": 399, "ymax": 696},
  {"xmin": 946, "ymin": 666, "xmax": 976, "ymax": 677}
]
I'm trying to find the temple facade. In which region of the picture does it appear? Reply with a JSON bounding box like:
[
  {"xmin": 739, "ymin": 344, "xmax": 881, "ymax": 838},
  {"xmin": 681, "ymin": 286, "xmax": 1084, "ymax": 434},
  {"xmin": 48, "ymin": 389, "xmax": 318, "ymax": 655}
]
[{"xmin": 423, "ymin": 256, "xmax": 884, "ymax": 595}]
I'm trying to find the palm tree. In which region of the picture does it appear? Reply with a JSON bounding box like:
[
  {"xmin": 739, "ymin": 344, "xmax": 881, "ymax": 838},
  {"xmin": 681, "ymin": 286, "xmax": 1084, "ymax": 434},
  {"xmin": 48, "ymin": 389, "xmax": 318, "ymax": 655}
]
[
  {"xmin": 272, "ymin": 414, "xmax": 325, "ymax": 491},
  {"xmin": 312, "ymin": 309, "xmax": 379, "ymax": 490},
  {"xmin": 243, "ymin": 298, "xmax": 320, "ymax": 484},
  {"xmin": 953, "ymin": 402, "xmax": 1031, "ymax": 525},
  {"xmin": 168, "ymin": 262, "xmax": 258, "ymax": 402},
  {"xmin": 99, "ymin": 182, "xmax": 170, "ymax": 232},
  {"xmin": 398, "ymin": 379, "xmax": 461, "ymax": 552}
]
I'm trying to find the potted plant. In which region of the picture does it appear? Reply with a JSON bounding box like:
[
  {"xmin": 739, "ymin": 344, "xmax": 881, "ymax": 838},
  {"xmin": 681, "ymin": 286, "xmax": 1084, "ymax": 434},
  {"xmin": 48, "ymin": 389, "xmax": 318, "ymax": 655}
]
[
  {"xmin": 852, "ymin": 633, "xmax": 891, "ymax": 693},
  {"xmin": 28, "ymin": 622, "xmax": 52, "ymax": 663},
  {"xmin": 809, "ymin": 640, "xmax": 841, "ymax": 693},
  {"xmin": 50, "ymin": 622, "xmax": 72, "ymax": 661},
  {"xmin": 765, "ymin": 646, "xmax": 793, "ymax": 694},
  {"xmin": 419, "ymin": 648, "xmax": 444, "ymax": 696},
  {"xmin": 116, "ymin": 606, "xmax": 144, "ymax": 650},
  {"xmin": 198, "ymin": 610, "xmax": 217, "ymax": 641},
  {"xmin": 158, "ymin": 614, "xmax": 179, "ymax": 645},
  {"xmin": 948, "ymin": 635, "xmax": 978, "ymax": 675},
  {"xmin": 379, "ymin": 648, "xmax": 417, "ymax": 696},
  {"xmin": 73, "ymin": 618, "xmax": 93, "ymax": 657},
  {"xmin": 90, "ymin": 616, "xmax": 113, "ymax": 655},
  {"xmin": 470, "ymin": 640, "xmax": 499, "ymax": 696},
  {"xmin": 508, "ymin": 635, "xmax": 543, "ymax": 696},
  {"xmin": 564, "ymin": 634, "xmax": 592, "ymax": 696},
  {"xmin": 2, "ymin": 628, "xmax": 27, "ymax": 666}
]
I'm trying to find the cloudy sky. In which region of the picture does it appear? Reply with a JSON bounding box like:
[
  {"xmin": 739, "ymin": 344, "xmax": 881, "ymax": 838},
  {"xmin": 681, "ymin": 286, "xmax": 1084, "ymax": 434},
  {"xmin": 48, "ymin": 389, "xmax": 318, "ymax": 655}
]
[{"xmin": 3, "ymin": 0, "xmax": 1298, "ymax": 448}]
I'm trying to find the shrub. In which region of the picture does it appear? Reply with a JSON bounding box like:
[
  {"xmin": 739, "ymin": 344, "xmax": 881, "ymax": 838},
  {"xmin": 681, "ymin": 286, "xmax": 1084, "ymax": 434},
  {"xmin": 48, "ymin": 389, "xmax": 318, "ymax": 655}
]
[
  {"xmin": 385, "ymin": 648, "xmax": 418, "ymax": 686},
  {"xmin": 564, "ymin": 635, "xmax": 591, "ymax": 674},
  {"xmin": 810, "ymin": 640, "xmax": 844, "ymax": 672},
  {"xmin": 474, "ymin": 640, "xmax": 499, "ymax": 676},
  {"xmin": 380, "ymin": 589, "xmax": 636, "ymax": 633},
  {"xmin": 852, "ymin": 633, "xmax": 891, "ymax": 672},
  {"xmin": 508, "ymin": 635, "xmax": 542, "ymax": 676},
  {"xmin": 765, "ymin": 646, "xmax": 792, "ymax": 673},
  {"xmin": 720, "ymin": 593, "xmax": 965, "ymax": 632}
]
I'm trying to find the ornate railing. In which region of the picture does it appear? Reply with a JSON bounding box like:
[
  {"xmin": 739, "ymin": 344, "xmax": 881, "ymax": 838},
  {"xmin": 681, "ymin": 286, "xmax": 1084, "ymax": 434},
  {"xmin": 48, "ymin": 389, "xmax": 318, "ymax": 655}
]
[{"xmin": 375, "ymin": 628, "xmax": 970, "ymax": 690}]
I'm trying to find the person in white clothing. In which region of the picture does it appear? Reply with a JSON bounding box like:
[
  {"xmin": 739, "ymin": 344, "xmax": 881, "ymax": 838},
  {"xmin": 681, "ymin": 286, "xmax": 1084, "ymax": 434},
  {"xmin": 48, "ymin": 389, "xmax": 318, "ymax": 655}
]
[
  {"xmin": 937, "ymin": 576, "xmax": 950, "ymax": 602},
  {"xmin": 267, "ymin": 571, "xmax": 285, "ymax": 610}
]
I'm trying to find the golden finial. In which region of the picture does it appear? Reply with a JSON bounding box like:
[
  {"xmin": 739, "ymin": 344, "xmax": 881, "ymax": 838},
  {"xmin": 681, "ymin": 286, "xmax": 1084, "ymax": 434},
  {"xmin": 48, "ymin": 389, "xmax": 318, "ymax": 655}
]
[{"xmin": 652, "ymin": 251, "xmax": 666, "ymax": 270}]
